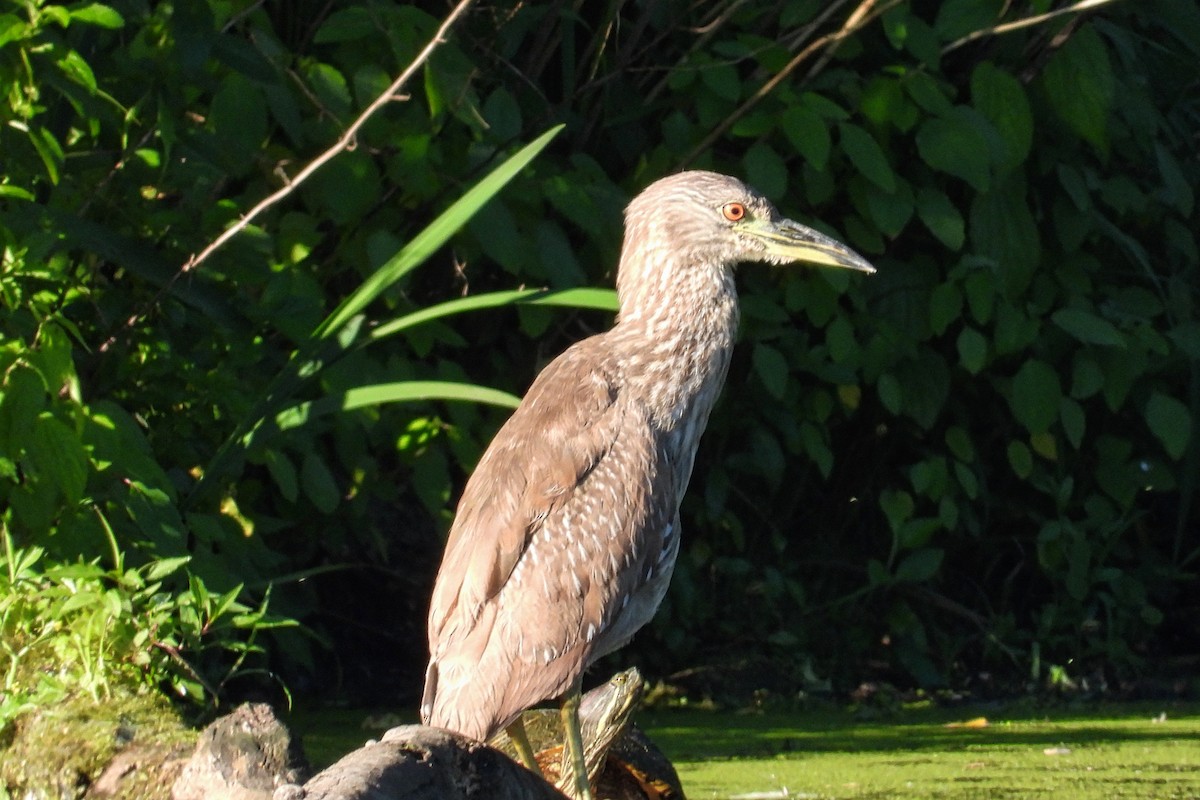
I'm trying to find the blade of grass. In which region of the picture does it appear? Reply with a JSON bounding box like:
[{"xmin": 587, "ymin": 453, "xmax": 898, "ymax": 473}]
[
  {"xmin": 246, "ymin": 381, "xmax": 522, "ymax": 450},
  {"xmin": 313, "ymin": 124, "xmax": 565, "ymax": 340},
  {"xmin": 369, "ymin": 286, "xmax": 618, "ymax": 342}
]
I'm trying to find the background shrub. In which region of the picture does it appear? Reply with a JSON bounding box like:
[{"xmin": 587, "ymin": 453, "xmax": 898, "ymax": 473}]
[{"xmin": 0, "ymin": 0, "xmax": 1195, "ymax": 716}]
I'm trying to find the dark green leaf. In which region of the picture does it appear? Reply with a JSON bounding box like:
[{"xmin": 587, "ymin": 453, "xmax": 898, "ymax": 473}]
[
  {"xmin": 1145, "ymin": 392, "xmax": 1192, "ymax": 460},
  {"xmin": 781, "ymin": 105, "xmax": 830, "ymax": 170},
  {"xmin": 300, "ymin": 453, "xmax": 340, "ymax": 513},
  {"xmin": 264, "ymin": 450, "xmax": 299, "ymax": 503},
  {"xmin": 916, "ymin": 187, "xmax": 964, "ymax": 250},
  {"xmin": 880, "ymin": 488, "xmax": 914, "ymax": 534},
  {"xmin": 32, "ymin": 413, "xmax": 88, "ymax": 505},
  {"xmin": 69, "ymin": 3, "xmax": 124, "ymax": 29},
  {"xmin": 915, "ymin": 108, "xmax": 992, "ymax": 192},
  {"xmin": 934, "ymin": 0, "xmax": 1001, "ymax": 41},
  {"xmin": 971, "ymin": 62, "xmax": 1032, "ymax": 171},
  {"xmin": 894, "ymin": 547, "xmax": 944, "ymax": 582},
  {"xmin": 743, "ymin": 142, "xmax": 787, "ymax": 201},
  {"xmin": 1007, "ymin": 439, "xmax": 1033, "ymax": 478},
  {"xmin": 482, "ymin": 87, "xmax": 522, "ymax": 142},
  {"xmin": 1040, "ymin": 25, "xmax": 1114, "ymax": 152},
  {"xmin": 313, "ymin": 8, "xmax": 376, "ymax": 42},
  {"xmin": 838, "ymin": 123, "xmax": 895, "ymax": 192},
  {"xmin": 928, "ymin": 283, "xmax": 962, "ymax": 335},
  {"xmin": 969, "ymin": 175, "xmax": 1040, "ymax": 296},
  {"xmin": 1051, "ymin": 308, "xmax": 1125, "ymax": 347},
  {"xmin": 865, "ymin": 180, "xmax": 914, "ymax": 238},
  {"xmin": 752, "ymin": 343, "xmax": 789, "ymax": 400},
  {"xmin": 0, "ymin": 364, "xmax": 47, "ymax": 454},
  {"xmin": 1060, "ymin": 397, "xmax": 1086, "ymax": 450},
  {"xmin": 956, "ymin": 326, "xmax": 988, "ymax": 374},
  {"xmin": 1009, "ymin": 358, "xmax": 1062, "ymax": 434}
]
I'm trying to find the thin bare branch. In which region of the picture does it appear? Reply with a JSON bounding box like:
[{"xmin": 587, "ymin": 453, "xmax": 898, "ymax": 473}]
[
  {"xmin": 98, "ymin": 0, "xmax": 475, "ymax": 354},
  {"xmin": 943, "ymin": 0, "xmax": 1124, "ymax": 54},
  {"xmin": 680, "ymin": 0, "xmax": 894, "ymax": 167}
]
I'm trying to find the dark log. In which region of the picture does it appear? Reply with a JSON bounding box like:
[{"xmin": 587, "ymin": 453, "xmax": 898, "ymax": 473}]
[{"xmin": 284, "ymin": 725, "xmax": 567, "ymax": 800}]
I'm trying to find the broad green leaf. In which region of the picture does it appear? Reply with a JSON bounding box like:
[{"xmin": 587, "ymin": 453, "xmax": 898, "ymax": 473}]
[
  {"xmin": 929, "ymin": 283, "xmax": 962, "ymax": 335},
  {"xmin": 482, "ymin": 87, "xmax": 522, "ymax": 142},
  {"xmin": 894, "ymin": 547, "xmax": 944, "ymax": 582},
  {"xmin": 900, "ymin": 518, "xmax": 940, "ymax": 549},
  {"xmin": 31, "ymin": 413, "xmax": 88, "ymax": 505},
  {"xmin": 316, "ymin": 125, "xmax": 564, "ymax": 338},
  {"xmin": 752, "ymin": 343, "xmax": 789, "ymax": 400},
  {"xmin": 1009, "ymin": 358, "xmax": 1062, "ymax": 435},
  {"xmin": 1155, "ymin": 142, "xmax": 1194, "ymax": 217},
  {"xmin": 838, "ymin": 123, "xmax": 895, "ymax": 192},
  {"xmin": 300, "ymin": 453, "xmax": 340, "ymax": 513},
  {"xmin": 145, "ymin": 556, "xmax": 192, "ymax": 582},
  {"xmin": 743, "ymin": 142, "xmax": 787, "ymax": 201},
  {"xmin": 1145, "ymin": 392, "xmax": 1192, "ymax": 460},
  {"xmin": 69, "ymin": 3, "xmax": 124, "ymax": 28},
  {"xmin": 933, "ymin": 0, "xmax": 1001, "ymax": 41},
  {"xmin": 313, "ymin": 8, "xmax": 376, "ymax": 42},
  {"xmin": 956, "ymin": 326, "xmax": 988, "ymax": 374},
  {"xmin": 56, "ymin": 49, "xmax": 98, "ymax": 93},
  {"xmin": 1040, "ymin": 25, "xmax": 1114, "ymax": 152},
  {"xmin": 969, "ymin": 175, "xmax": 1040, "ymax": 296},
  {"xmin": 896, "ymin": 352, "xmax": 950, "ymax": 430},
  {"xmin": 1007, "ymin": 439, "xmax": 1033, "ymax": 478},
  {"xmin": 1060, "ymin": 397, "xmax": 1086, "ymax": 450},
  {"xmin": 916, "ymin": 187, "xmax": 964, "ymax": 250},
  {"xmin": 945, "ymin": 426, "xmax": 975, "ymax": 462},
  {"xmin": 866, "ymin": 180, "xmax": 914, "ymax": 238},
  {"xmin": 264, "ymin": 450, "xmax": 299, "ymax": 503},
  {"xmin": 971, "ymin": 62, "xmax": 1032, "ymax": 171},
  {"xmin": 915, "ymin": 108, "xmax": 992, "ymax": 192},
  {"xmin": 880, "ymin": 488, "xmax": 914, "ymax": 534},
  {"xmin": 1051, "ymin": 307, "xmax": 1125, "ymax": 347},
  {"xmin": 781, "ymin": 105, "xmax": 830, "ymax": 170},
  {"xmin": 825, "ymin": 316, "xmax": 857, "ymax": 364},
  {"xmin": 1, "ymin": 364, "xmax": 47, "ymax": 454},
  {"xmin": 1071, "ymin": 354, "xmax": 1103, "ymax": 399},
  {"xmin": 878, "ymin": 372, "xmax": 902, "ymax": 415},
  {"xmin": 1030, "ymin": 431, "xmax": 1057, "ymax": 461},
  {"xmin": 799, "ymin": 422, "xmax": 833, "ymax": 478}
]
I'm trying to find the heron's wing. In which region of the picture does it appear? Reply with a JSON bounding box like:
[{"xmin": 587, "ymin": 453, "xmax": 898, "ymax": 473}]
[{"xmin": 426, "ymin": 338, "xmax": 644, "ymax": 653}]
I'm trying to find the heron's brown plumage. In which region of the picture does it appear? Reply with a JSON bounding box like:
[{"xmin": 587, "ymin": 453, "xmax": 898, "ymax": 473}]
[{"xmin": 422, "ymin": 171, "xmax": 873, "ymax": 750}]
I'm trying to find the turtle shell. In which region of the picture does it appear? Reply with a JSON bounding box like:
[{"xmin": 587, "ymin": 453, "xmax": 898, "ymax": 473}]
[{"xmin": 488, "ymin": 668, "xmax": 685, "ymax": 799}]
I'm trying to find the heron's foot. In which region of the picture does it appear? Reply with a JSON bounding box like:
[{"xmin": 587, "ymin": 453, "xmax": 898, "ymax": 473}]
[{"xmin": 504, "ymin": 718, "xmax": 544, "ymax": 778}]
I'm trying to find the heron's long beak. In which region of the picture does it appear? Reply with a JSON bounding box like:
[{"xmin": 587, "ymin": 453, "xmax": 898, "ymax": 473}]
[{"xmin": 744, "ymin": 217, "xmax": 876, "ymax": 274}]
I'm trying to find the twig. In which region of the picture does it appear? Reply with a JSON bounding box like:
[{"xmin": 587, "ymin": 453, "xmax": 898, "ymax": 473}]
[
  {"xmin": 681, "ymin": 0, "xmax": 894, "ymax": 167},
  {"xmin": 942, "ymin": 0, "xmax": 1124, "ymax": 54},
  {"xmin": 98, "ymin": 0, "xmax": 475, "ymax": 354}
]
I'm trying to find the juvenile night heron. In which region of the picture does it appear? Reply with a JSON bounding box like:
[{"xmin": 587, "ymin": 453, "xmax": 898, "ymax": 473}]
[{"xmin": 422, "ymin": 171, "xmax": 875, "ymax": 798}]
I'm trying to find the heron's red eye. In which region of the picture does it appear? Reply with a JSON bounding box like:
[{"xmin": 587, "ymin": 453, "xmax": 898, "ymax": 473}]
[{"xmin": 722, "ymin": 202, "xmax": 746, "ymax": 221}]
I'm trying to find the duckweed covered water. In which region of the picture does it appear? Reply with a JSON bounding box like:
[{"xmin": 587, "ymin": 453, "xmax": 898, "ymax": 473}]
[{"xmin": 641, "ymin": 703, "xmax": 1200, "ymax": 799}]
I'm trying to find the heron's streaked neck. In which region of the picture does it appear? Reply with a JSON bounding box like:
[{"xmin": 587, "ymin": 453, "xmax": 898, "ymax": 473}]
[{"xmin": 609, "ymin": 242, "xmax": 740, "ymax": 431}]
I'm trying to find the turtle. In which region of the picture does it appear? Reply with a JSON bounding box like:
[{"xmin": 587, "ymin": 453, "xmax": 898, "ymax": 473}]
[{"xmin": 489, "ymin": 667, "xmax": 685, "ymax": 800}]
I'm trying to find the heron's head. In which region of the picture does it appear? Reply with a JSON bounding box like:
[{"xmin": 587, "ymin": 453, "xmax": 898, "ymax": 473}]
[{"xmin": 618, "ymin": 171, "xmax": 874, "ymax": 304}]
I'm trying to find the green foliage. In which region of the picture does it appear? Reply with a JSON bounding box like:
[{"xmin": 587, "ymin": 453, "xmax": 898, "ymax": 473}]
[
  {"xmin": 0, "ymin": 0, "xmax": 1196, "ymax": 723},
  {"xmin": 0, "ymin": 535, "xmax": 291, "ymax": 731}
]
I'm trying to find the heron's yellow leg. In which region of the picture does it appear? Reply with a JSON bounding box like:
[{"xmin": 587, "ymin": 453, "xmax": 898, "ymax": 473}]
[
  {"xmin": 560, "ymin": 682, "xmax": 593, "ymax": 800},
  {"xmin": 505, "ymin": 716, "xmax": 543, "ymax": 776}
]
